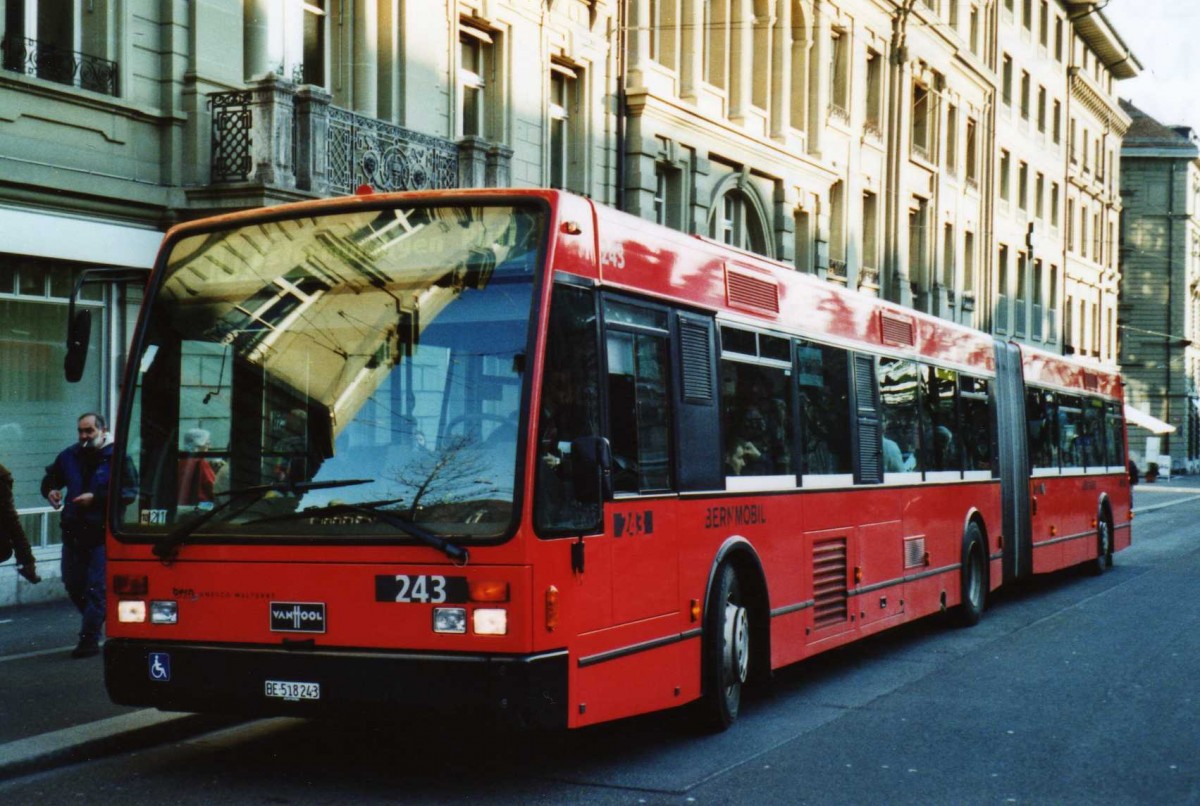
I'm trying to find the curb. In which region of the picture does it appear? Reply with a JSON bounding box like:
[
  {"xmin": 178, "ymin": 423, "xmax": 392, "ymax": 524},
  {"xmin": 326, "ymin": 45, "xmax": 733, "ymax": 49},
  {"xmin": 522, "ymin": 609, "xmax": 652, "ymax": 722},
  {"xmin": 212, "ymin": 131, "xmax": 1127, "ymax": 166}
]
[{"xmin": 0, "ymin": 710, "xmax": 240, "ymax": 781}]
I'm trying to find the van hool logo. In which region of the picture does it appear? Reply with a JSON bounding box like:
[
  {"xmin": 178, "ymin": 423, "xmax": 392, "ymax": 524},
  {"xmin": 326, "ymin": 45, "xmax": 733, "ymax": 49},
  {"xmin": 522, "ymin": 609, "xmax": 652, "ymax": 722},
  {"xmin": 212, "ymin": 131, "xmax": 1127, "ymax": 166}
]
[{"xmin": 269, "ymin": 602, "xmax": 326, "ymax": 633}]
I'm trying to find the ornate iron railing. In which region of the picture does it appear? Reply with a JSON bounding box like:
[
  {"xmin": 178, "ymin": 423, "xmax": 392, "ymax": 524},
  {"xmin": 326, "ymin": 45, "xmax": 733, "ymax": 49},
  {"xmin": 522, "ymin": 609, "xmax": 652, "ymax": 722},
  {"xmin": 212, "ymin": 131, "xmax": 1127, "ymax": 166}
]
[
  {"xmin": 1, "ymin": 35, "xmax": 118, "ymax": 96},
  {"xmin": 328, "ymin": 106, "xmax": 458, "ymax": 195},
  {"xmin": 209, "ymin": 91, "xmax": 254, "ymax": 183}
]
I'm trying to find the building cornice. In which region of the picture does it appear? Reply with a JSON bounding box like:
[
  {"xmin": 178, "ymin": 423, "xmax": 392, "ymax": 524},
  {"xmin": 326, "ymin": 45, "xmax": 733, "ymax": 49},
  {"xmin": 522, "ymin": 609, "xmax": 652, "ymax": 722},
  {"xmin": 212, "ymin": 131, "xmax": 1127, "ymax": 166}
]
[{"xmin": 1069, "ymin": 68, "xmax": 1132, "ymax": 136}]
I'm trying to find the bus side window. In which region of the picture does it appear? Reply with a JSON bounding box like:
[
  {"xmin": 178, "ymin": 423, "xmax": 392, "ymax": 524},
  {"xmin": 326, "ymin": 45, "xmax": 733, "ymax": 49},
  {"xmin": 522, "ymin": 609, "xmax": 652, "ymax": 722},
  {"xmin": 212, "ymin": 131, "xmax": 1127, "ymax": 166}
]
[
  {"xmin": 604, "ymin": 301, "xmax": 673, "ymax": 494},
  {"xmin": 1057, "ymin": 394, "xmax": 1084, "ymax": 469},
  {"xmin": 796, "ymin": 342, "xmax": 852, "ymax": 475},
  {"xmin": 921, "ymin": 365, "xmax": 961, "ymax": 472},
  {"xmin": 878, "ymin": 358, "xmax": 921, "ymax": 473},
  {"xmin": 1105, "ymin": 402, "xmax": 1125, "ymax": 468},
  {"xmin": 958, "ymin": 375, "xmax": 993, "ymax": 472},
  {"xmin": 1026, "ymin": 388, "xmax": 1057, "ymax": 470}
]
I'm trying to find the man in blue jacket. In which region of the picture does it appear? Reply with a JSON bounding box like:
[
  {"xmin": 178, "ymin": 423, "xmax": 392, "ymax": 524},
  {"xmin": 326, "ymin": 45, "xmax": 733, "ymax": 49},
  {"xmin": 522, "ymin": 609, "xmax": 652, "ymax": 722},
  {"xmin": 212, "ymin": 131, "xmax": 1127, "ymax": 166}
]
[{"xmin": 42, "ymin": 413, "xmax": 137, "ymax": 658}]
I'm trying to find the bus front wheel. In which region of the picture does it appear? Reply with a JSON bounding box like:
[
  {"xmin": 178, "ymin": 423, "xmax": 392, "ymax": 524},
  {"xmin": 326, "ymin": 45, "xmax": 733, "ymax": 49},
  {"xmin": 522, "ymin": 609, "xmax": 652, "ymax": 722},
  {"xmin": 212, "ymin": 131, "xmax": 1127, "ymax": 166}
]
[
  {"xmin": 699, "ymin": 562, "xmax": 749, "ymax": 731},
  {"xmin": 1087, "ymin": 515, "xmax": 1113, "ymax": 576}
]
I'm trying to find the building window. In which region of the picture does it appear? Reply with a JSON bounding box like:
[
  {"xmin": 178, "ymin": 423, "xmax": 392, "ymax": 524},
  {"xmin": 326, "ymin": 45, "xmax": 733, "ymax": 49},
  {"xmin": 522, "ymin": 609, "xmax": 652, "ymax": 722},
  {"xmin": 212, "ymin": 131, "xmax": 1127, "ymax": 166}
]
[
  {"xmin": 1035, "ymin": 172, "xmax": 1044, "ymax": 219},
  {"xmin": 1036, "ymin": 86, "xmax": 1046, "ymax": 133},
  {"xmin": 863, "ymin": 192, "xmax": 879, "ymax": 273},
  {"xmin": 1000, "ymin": 150, "xmax": 1011, "ymax": 201},
  {"xmin": 964, "ymin": 231, "xmax": 975, "ymax": 294},
  {"xmin": 654, "ymin": 159, "xmax": 684, "ymax": 230},
  {"xmin": 965, "ymin": 118, "xmax": 978, "ymax": 185},
  {"xmin": 1022, "ymin": 0, "xmax": 1032, "ymax": 31},
  {"xmin": 0, "ymin": 254, "xmax": 108, "ymax": 515},
  {"xmin": 705, "ymin": 0, "xmax": 731, "ymax": 91},
  {"xmin": 942, "ymin": 223, "xmax": 955, "ymax": 292},
  {"xmin": 1039, "ymin": 2, "xmax": 1049, "ymax": 47},
  {"xmin": 945, "ymin": 103, "xmax": 958, "ymax": 174},
  {"xmin": 1020, "ymin": 71, "xmax": 1030, "ymax": 120},
  {"xmin": 795, "ymin": 206, "xmax": 813, "ymax": 272},
  {"xmin": 1, "ymin": 0, "xmax": 118, "ymax": 94},
  {"xmin": 1055, "ymin": 16, "xmax": 1064, "ymax": 61},
  {"xmin": 969, "ymin": 6, "xmax": 980, "ymax": 55},
  {"xmin": 1002, "ymin": 55, "xmax": 1013, "ymax": 106},
  {"xmin": 548, "ymin": 63, "xmax": 583, "ymax": 192},
  {"xmin": 459, "ymin": 25, "xmax": 497, "ymax": 139},
  {"xmin": 865, "ymin": 49, "xmax": 882, "ymax": 134},
  {"xmin": 912, "ymin": 82, "xmax": 933, "ymax": 161},
  {"xmin": 301, "ymin": 0, "xmax": 327, "ymax": 87},
  {"xmin": 1053, "ymin": 99, "xmax": 1062, "ymax": 144},
  {"xmin": 1050, "ymin": 182, "xmax": 1060, "ymax": 227},
  {"xmin": 830, "ymin": 28, "xmax": 849, "ymax": 116},
  {"xmin": 712, "ymin": 187, "xmax": 770, "ymax": 257}
]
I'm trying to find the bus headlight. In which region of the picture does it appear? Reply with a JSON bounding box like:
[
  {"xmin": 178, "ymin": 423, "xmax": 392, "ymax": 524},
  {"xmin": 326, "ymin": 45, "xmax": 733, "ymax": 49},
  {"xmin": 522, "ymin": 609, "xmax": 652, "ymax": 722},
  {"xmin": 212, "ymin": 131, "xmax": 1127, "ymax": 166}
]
[
  {"xmin": 472, "ymin": 608, "xmax": 507, "ymax": 635},
  {"xmin": 433, "ymin": 607, "xmax": 467, "ymax": 634},
  {"xmin": 150, "ymin": 600, "xmax": 179, "ymax": 624},
  {"xmin": 118, "ymin": 600, "xmax": 146, "ymax": 623}
]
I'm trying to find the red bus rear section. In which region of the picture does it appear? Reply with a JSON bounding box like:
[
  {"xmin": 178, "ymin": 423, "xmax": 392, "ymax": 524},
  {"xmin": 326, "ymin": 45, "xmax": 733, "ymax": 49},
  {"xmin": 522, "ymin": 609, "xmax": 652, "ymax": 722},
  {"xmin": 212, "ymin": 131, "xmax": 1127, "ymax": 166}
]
[{"xmin": 100, "ymin": 190, "xmax": 1131, "ymax": 730}]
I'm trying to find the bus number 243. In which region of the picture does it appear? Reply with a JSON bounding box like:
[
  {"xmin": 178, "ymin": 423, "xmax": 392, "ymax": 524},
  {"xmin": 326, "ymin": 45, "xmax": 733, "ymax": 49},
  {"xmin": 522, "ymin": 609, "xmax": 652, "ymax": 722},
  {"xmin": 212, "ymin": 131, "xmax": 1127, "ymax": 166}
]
[{"xmin": 374, "ymin": 574, "xmax": 469, "ymax": 604}]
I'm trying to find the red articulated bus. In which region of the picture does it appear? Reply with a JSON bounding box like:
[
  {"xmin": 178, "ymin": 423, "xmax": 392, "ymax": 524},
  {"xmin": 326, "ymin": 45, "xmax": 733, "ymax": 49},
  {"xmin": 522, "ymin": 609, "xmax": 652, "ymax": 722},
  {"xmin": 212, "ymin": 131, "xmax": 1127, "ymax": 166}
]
[{"xmin": 94, "ymin": 189, "xmax": 1131, "ymax": 730}]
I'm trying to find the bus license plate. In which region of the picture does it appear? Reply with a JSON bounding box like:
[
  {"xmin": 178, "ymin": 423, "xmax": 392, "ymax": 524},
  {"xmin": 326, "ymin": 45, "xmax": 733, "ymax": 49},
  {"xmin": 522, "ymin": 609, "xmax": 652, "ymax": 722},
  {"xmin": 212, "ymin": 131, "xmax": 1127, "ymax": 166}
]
[{"xmin": 265, "ymin": 680, "xmax": 320, "ymax": 701}]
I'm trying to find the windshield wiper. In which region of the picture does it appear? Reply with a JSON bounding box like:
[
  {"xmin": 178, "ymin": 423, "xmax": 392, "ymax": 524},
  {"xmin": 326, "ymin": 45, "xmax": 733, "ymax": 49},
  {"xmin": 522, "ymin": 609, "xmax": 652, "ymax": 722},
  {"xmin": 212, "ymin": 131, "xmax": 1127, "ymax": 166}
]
[
  {"xmin": 152, "ymin": 478, "xmax": 372, "ymax": 563},
  {"xmin": 248, "ymin": 498, "xmax": 469, "ymax": 564}
]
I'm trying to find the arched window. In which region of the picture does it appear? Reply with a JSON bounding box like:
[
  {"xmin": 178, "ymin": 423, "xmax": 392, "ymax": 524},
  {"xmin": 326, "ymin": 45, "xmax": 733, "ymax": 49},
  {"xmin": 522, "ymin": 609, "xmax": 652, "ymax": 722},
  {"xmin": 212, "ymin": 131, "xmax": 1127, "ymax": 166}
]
[{"xmin": 711, "ymin": 185, "xmax": 772, "ymax": 258}]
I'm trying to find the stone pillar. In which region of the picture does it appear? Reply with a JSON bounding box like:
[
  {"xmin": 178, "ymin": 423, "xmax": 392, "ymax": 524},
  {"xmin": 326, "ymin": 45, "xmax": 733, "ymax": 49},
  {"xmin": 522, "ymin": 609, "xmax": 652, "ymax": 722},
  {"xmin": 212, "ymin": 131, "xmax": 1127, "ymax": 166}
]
[
  {"xmin": 679, "ymin": 0, "xmax": 703, "ymax": 101},
  {"xmin": 457, "ymin": 136, "xmax": 490, "ymax": 188},
  {"xmin": 248, "ymin": 74, "xmax": 297, "ymax": 189},
  {"xmin": 770, "ymin": 0, "xmax": 792, "ymax": 140},
  {"xmin": 809, "ymin": 0, "xmax": 831, "ymax": 158},
  {"xmin": 486, "ymin": 144, "xmax": 514, "ymax": 188},
  {"xmin": 352, "ymin": 0, "xmax": 378, "ymax": 117},
  {"xmin": 728, "ymin": 0, "xmax": 752, "ymax": 123},
  {"xmin": 295, "ymin": 84, "xmax": 332, "ymax": 194},
  {"xmin": 626, "ymin": 0, "xmax": 651, "ymax": 88}
]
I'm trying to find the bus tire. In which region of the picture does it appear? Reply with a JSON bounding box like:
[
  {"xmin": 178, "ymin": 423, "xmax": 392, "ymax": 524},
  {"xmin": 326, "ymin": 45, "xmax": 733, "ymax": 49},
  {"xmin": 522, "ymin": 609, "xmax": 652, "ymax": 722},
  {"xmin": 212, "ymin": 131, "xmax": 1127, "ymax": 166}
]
[
  {"xmin": 699, "ymin": 561, "xmax": 750, "ymax": 731},
  {"xmin": 951, "ymin": 523, "xmax": 987, "ymax": 628},
  {"xmin": 1087, "ymin": 513, "xmax": 1113, "ymax": 576}
]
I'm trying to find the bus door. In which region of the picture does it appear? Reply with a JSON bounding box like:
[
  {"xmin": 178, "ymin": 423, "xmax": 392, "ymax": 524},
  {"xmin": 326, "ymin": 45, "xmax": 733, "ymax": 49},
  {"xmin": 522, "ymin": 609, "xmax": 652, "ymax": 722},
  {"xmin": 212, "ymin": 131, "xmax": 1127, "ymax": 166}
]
[
  {"xmin": 601, "ymin": 297, "xmax": 679, "ymax": 624},
  {"xmin": 994, "ymin": 340, "xmax": 1032, "ymax": 582}
]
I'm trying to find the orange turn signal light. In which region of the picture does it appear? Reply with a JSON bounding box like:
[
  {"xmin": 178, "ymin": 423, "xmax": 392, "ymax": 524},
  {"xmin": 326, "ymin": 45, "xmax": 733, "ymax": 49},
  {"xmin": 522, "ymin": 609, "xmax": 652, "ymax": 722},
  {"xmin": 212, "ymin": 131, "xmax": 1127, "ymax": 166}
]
[
  {"xmin": 469, "ymin": 581, "xmax": 510, "ymax": 602},
  {"xmin": 545, "ymin": 585, "xmax": 559, "ymax": 631}
]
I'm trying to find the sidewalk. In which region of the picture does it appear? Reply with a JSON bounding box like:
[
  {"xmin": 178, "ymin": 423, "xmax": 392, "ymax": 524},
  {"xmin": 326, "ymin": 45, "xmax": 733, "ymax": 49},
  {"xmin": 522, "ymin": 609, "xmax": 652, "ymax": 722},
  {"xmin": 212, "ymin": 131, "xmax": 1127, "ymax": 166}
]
[{"xmin": 0, "ymin": 600, "xmax": 234, "ymax": 781}]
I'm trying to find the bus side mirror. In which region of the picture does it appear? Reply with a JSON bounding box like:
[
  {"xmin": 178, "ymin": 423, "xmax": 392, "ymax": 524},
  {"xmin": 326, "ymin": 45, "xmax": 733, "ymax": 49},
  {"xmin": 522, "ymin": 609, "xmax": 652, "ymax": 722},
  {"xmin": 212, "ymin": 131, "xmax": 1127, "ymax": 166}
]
[
  {"xmin": 571, "ymin": 436, "xmax": 613, "ymax": 505},
  {"xmin": 64, "ymin": 309, "xmax": 93, "ymax": 383}
]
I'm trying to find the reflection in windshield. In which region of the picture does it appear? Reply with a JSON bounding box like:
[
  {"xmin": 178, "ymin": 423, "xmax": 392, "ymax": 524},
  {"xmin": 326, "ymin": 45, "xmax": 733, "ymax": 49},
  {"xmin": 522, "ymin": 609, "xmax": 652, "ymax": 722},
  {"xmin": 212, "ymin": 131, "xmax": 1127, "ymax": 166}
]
[{"xmin": 121, "ymin": 203, "xmax": 543, "ymax": 542}]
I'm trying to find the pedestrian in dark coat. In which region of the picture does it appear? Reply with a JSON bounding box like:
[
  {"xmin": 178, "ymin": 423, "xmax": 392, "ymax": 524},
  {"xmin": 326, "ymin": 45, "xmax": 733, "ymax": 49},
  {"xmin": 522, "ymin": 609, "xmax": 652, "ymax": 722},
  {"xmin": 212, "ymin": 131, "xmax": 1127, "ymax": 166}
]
[
  {"xmin": 41, "ymin": 413, "xmax": 137, "ymax": 658},
  {"xmin": 0, "ymin": 462, "xmax": 41, "ymax": 584}
]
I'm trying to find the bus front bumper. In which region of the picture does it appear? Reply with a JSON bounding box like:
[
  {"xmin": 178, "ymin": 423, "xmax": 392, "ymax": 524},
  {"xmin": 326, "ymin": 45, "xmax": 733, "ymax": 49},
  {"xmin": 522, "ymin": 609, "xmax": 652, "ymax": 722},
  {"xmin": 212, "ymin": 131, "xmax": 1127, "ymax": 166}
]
[{"xmin": 104, "ymin": 639, "xmax": 568, "ymax": 729}]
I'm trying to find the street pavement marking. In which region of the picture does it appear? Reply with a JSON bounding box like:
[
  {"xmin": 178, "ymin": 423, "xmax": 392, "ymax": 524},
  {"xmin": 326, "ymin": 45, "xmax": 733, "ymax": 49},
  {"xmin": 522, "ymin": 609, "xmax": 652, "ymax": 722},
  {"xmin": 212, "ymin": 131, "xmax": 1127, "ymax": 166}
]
[
  {"xmin": 1134, "ymin": 494, "xmax": 1200, "ymax": 515},
  {"xmin": 0, "ymin": 645, "xmax": 76, "ymax": 663}
]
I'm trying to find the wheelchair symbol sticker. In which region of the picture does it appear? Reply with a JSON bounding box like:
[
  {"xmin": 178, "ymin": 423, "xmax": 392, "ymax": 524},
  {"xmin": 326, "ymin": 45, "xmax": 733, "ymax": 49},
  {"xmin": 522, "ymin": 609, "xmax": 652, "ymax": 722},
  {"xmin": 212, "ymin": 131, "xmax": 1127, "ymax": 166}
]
[{"xmin": 149, "ymin": 652, "xmax": 171, "ymax": 682}]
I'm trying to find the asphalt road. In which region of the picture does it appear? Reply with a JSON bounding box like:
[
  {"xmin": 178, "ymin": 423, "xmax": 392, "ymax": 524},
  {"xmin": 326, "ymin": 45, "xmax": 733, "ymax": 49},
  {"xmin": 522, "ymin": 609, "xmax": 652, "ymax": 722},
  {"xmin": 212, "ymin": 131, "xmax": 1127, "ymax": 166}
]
[{"xmin": 1, "ymin": 479, "xmax": 1198, "ymax": 804}]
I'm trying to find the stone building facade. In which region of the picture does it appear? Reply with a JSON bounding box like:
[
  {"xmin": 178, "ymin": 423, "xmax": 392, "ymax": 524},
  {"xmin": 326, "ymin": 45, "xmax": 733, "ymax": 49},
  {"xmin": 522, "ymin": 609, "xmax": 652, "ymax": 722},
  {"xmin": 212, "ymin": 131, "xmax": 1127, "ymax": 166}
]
[
  {"xmin": 1118, "ymin": 101, "xmax": 1200, "ymax": 474},
  {"xmin": 0, "ymin": 0, "xmax": 1141, "ymax": 601}
]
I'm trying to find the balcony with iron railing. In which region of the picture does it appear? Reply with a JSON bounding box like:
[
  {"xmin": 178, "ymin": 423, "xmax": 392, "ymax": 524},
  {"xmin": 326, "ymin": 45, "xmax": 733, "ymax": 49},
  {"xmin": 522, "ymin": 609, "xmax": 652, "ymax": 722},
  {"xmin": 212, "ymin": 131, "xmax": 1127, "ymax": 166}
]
[
  {"xmin": 1, "ymin": 35, "xmax": 118, "ymax": 97},
  {"xmin": 207, "ymin": 76, "xmax": 512, "ymax": 199}
]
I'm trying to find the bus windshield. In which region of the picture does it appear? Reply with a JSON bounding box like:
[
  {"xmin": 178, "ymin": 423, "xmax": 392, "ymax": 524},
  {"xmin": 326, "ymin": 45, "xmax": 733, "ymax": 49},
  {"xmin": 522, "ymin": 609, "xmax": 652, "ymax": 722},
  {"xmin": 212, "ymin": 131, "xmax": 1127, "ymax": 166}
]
[{"xmin": 119, "ymin": 202, "xmax": 544, "ymax": 543}]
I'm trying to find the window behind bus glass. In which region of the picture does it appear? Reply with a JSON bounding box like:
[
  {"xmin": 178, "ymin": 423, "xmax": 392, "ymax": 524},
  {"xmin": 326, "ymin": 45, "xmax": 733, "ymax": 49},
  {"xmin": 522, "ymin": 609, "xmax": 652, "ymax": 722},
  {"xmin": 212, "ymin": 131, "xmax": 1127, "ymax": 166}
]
[
  {"xmin": 878, "ymin": 358, "xmax": 921, "ymax": 473},
  {"xmin": 959, "ymin": 375, "xmax": 993, "ymax": 473},
  {"xmin": 720, "ymin": 328, "xmax": 793, "ymax": 478},
  {"xmin": 605, "ymin": 300, "xmax": 673, "ymax": 493},
  {"xmin": 1080, "ymin": 396, "xmax": 1106, "ymax": 469},
  {"xmin": 796, "ymin": 341, "xmax": 852, "ymax": 475},
  {"xmin": 535, "ymin": 284, "xmax": 602, "ymax": 534},
  {"xmin": 921, "ymin": 365, "xmax": 961, "ymax": 471},
  {"xmin": 1026, "ymin": 388, "xmax": 1058, "ymax": 470},
  {"xmin": 1106, "ymin": 402, "xmax": 1125, "ymax": 467},
  {"xmin": 1057, "ymin": 394, "xmax": 1085, "ymax": 468}
]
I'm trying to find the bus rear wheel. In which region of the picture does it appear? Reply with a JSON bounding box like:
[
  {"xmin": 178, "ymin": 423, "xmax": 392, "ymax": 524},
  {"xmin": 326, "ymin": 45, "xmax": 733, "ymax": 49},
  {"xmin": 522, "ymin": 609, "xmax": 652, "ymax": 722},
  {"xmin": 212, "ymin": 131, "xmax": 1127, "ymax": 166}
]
[
  {"xmin": 951, "ymin": 524, "xmax": 987, "ymax": 627},
  {"xmin": 699, "ymin": 562, "xmax": 750, "ymax": 731}
]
